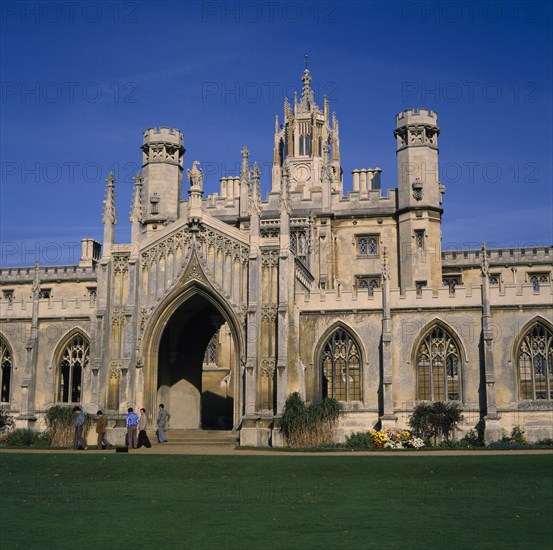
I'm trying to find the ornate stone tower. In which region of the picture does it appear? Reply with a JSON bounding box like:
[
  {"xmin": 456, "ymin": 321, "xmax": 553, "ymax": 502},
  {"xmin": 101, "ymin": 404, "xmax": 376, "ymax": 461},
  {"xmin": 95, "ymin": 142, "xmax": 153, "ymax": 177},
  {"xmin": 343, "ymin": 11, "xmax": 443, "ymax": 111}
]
[
  {"xmin": 141, "ymin": 127, "xmax": 185, "ymax": 233},
  {"xmin": 394, "ymin": 109, "xmax": 444, "ymax": 290},
  {"xmin": 271, "ymin": 67, "xmax": 342, "ymax": 197}
]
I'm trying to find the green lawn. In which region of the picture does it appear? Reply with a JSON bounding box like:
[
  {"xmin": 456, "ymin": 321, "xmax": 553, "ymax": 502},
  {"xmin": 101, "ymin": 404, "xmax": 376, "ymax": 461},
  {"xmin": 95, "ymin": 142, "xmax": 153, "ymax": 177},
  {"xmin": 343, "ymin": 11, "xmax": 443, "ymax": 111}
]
[{"xmin": 1, "ymin": 453, "xmax": 552, "ymax": 549}]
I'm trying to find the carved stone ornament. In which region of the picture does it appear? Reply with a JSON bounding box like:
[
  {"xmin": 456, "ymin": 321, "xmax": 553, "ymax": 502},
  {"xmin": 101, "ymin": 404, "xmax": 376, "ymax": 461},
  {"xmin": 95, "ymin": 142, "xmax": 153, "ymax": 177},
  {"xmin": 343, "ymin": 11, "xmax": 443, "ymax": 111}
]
[{"xmin": 412, "ymin": 178, "xmax": 423, "ymax": 201}]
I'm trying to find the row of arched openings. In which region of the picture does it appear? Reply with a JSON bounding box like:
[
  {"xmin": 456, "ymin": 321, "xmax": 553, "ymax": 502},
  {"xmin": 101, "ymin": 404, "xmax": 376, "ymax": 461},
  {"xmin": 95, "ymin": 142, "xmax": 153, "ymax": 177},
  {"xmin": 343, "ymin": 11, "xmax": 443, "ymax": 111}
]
[
  {"xmin": 0, "ymin": 321, "xmax": 551, "ymax": 404},
  {"xmin": 320, "ymin": 321, "xmax": 552, "ymax": 402}
]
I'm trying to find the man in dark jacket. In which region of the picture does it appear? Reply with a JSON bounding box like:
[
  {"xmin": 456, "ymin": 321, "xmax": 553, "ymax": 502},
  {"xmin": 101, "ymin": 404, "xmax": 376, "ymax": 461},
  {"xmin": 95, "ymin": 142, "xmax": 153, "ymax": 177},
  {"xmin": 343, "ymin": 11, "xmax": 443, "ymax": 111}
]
[
  {"xmin": 73, "ymin": 406, "xmax": 87, "ymax": 450},
  {"xmin": 95, "ymin": 410, "xmax": 112, "ymax": 450}
]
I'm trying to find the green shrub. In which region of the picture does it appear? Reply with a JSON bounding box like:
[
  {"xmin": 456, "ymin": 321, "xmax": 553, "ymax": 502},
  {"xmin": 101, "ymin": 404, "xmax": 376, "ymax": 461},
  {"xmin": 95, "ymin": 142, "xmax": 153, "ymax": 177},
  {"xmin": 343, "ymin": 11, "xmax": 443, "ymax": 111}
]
[
  {"xmin": 345, "ymin": 432, "xmax": 377, "ymax": 450},
  {"xmin": 4, "ymin": 428, "xmax": 51, "ymax": 447},
  {"xmin": 460, "ymin": 428, "xmax": 484, "ymax": 448},
  {"xmin": 280, "ymin": 393, "xmax": 342, "ymax": 448},
  {"xmin": 409, "ymin": 401, "xmax": 464, "ymax": 445},
  {"xmin": 44, "ymin": 405, "xmax": 93, "ymax": 447}
]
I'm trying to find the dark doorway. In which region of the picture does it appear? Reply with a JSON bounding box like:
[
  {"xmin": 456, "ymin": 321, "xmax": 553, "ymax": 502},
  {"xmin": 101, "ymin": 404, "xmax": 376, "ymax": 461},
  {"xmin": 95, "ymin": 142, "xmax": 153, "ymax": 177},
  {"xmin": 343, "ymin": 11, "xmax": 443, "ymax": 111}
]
[{"xmin": 157, "ymin": 294, "xmax": 234, "ymax": 430}]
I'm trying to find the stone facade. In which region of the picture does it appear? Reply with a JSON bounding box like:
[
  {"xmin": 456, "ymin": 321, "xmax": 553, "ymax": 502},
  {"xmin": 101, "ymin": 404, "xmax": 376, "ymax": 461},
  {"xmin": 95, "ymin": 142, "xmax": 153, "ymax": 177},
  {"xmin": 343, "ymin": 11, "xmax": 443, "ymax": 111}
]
[{"xmin": 1, "ymin": 68, "xmax": 552, "ymax": 445}]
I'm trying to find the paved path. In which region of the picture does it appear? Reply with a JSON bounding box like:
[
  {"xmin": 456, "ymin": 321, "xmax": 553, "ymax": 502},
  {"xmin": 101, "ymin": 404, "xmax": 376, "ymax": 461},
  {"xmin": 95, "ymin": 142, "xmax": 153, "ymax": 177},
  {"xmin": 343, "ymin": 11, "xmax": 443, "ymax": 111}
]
[{"xmin": 1, "ymin": 446, "xmax": 552, "ymax": 456}]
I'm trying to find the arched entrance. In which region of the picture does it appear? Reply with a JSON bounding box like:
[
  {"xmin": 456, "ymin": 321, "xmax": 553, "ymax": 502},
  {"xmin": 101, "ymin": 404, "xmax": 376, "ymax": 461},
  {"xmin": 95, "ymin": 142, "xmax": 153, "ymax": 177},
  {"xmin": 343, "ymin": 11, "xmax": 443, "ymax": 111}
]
[
  {"xmin": 158, "ymin": 294, "xmax": 235, "ymax": 429},
  {"xmin": 141, "ymin": 283, "xmax": 243, "ymax": 432}
]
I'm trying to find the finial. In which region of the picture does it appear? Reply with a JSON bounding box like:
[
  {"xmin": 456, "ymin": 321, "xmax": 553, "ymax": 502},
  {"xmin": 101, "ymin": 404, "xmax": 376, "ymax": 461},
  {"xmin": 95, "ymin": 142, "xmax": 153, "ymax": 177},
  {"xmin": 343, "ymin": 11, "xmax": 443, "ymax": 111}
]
[
  {"xmin": 130, "ymin": 171, "xmax": 143, "ymax": 223},
  {"xmin": 382, "ymin": 246, "xmax": 390, "ymax": 280},
  {"xmin": 304, "ymin": 53, "xmax": 308, "ymax": 70},
  {"xmin": 241, "ymin": 147, "xmax": 250, "ymax": 178},
  {"xmin": 252, "ymin": 161, "xmax": 261, "ymax": 179},
  {"xmin": 249, "ymin": 162, "xmax": 261, "ymax": 215},
  {"xmin": 32, "ymin": 261, "xmax": 41, "ymax": 293},
  {"xmin": 280, "ymin": 165, "xmax": 291, "ymax": 214},
  {"xmin": 102, "ymin": 171, "xmax": 117, "ymax": 225},
  {"xmin": 105, "ymin": 171, "xmax": 115, "ymax": 186},
  {"xmin": 481, "ymin": 242, "xmax": 489, "ymax": 276}
]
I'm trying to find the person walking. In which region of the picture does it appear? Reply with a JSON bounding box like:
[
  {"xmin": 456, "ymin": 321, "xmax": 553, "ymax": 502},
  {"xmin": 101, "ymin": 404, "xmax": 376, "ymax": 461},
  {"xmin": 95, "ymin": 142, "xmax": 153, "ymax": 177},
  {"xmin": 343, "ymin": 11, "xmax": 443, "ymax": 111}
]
[
  {"xmin": 72, "ymin": 406, "xmax": 88, "ymax": 450},
  {"xmin": 137, "ymin": 408, "xmax": 152, "ymax": 448},
  {"xmin": 156, "ymin": 404, "xmax": 170, "ymax": 443},
  {"xmin": 95, "ymin": 410, "xmax": 112, "ymax": 450},
  {"xmin": 126, "ymin": 407, "xmax": 139, "ymax": 449}
]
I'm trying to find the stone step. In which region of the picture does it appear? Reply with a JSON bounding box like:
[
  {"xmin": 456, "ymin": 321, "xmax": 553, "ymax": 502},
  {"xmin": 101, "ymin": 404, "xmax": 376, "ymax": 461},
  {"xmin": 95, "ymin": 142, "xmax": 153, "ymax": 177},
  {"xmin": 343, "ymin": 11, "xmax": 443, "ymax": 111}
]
[{"xmin": 161, "ymin": 430, "xmax": 239, "ymax": 446}]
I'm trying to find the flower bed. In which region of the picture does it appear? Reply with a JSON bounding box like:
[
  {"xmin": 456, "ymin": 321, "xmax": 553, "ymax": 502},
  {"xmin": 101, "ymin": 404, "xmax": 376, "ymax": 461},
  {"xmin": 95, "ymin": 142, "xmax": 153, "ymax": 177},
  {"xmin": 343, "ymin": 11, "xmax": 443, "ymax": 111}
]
[{"xmin": 346, "ymin": 428, "xmax": 425, "ymax": 450}]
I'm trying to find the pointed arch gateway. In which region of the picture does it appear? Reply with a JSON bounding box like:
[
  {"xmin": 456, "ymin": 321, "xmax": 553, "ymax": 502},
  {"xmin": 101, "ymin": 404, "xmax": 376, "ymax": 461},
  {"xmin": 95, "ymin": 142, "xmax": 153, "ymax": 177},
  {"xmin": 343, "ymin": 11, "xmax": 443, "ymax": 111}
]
[{"xmin": 140, "ymin": 250, "xmax": 245, "ymax": 431}]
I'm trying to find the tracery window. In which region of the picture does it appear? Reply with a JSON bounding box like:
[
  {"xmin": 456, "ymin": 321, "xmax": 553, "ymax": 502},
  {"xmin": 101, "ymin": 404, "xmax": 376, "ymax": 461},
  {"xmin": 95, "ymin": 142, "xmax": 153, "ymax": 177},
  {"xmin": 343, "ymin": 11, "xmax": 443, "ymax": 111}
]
[
  {"xmin": 204, "ymin": 334, "xmax": 218, "ymax": 366},
  {"xmin": 416, "ymin": 325, "xmax": 461, "ymax": 401},
  {"xmin": 442, "ymin": 276, "xmax": 461, "ymax": 295},
  {"xmin": 58, "ymin": 334, "xmax": 89, "ymax": 403},
  {"xmin": 290, "ymin": 230, "xmax": 308, "ymax": 262},
  {"xmin": 357, "ymin": 235, "xmax": 378, "ymax": 257},
  {"xmin": 356, "ymin": 276, "xmax": 380, "ymax": 296},
  {"xmin": 0, "ymin": 337, "xmax": 12, "ymax": 402},
  {"xmin": 321, "ymin": 328, "xmax": 361, "ymax": 401},
  {"xmin": 530, "ymin": 273, "xmax": 550, "ymax": 292},
  {"xmin": 518, "ymin": 323, "xmax": 553, "ymax": 400}
]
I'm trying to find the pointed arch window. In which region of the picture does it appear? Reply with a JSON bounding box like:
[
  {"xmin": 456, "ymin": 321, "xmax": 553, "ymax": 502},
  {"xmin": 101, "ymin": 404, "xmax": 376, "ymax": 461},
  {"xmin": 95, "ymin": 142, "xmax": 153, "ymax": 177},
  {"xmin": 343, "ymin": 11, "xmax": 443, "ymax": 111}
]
[
  {"xmin": 58, "ymin": 334, "xmax": 89, "ymax": 403},
  {"xmin": 320, "ymin": 328, "xmax": 361, "ymax": 401},
  {"xmin": 0, "ymin": 337, "xmax": 12, "ymax": 402},
  {"xmin": 416, "ymin": 325, "xmax": 461, "ymax": 401},
  {"xmin": 204, "ymin": 334, "xmax": 218, "ymax": 366},
  {"xmin": 518, "ymin": 322, "xmax": 553, "ymax": 400}
]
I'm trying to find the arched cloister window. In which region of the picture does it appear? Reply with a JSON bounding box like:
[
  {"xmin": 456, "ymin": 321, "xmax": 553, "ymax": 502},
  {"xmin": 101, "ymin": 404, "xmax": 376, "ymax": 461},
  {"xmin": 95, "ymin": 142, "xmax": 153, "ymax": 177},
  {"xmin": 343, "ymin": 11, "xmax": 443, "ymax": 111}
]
[
  {"xmin": 0, "ymin": 337, "xmax": 12, "ymax": 402},
  {"xmin": 518, "ymin": 322, "xmax": 553, "ymax": 400},
  {"xmin": 204, "ymin": 333, "xmax": 218, "ymax": 366},
  {"xmin": 58, "ymin": 334, "xmax": 89, "ymax": 403},
  {"xmin": 416, "ymin": 325, "xmax": 461, "ymax": 401},
  {"xmin": 320, "ymin": 328, "xmax": 361, "ymax": 401}
]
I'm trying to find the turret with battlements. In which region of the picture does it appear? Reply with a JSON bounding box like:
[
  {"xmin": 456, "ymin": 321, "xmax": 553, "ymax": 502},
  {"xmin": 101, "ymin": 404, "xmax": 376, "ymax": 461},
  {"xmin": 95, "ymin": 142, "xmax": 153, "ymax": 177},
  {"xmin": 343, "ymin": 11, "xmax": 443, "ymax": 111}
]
[
  {"xmin": 141, "ymin": 127, "xmax": 185, "ymax": 233},
  {"xmin": 395, "ymin": 109, "xmax": 444, "ymax": 291}
]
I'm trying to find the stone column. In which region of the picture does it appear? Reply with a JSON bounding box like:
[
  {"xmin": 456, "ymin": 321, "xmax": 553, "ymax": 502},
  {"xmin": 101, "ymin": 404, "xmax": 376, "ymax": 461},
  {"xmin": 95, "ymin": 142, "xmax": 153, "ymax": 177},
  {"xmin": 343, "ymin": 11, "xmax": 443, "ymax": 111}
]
[
  {"xmin": 20, "ymin": 262, "xmax": 40, "ymax": 423},
  {"xmin": 481, "ymin": 243, "xmax": 501, "ymax": 442},
  {"xmin": 352, "ymin": 169, "xmax": 360, "ymax": 192},
  {"xmin": 380, "ymin": 248, "xmax": 396, "ymax": 423}
]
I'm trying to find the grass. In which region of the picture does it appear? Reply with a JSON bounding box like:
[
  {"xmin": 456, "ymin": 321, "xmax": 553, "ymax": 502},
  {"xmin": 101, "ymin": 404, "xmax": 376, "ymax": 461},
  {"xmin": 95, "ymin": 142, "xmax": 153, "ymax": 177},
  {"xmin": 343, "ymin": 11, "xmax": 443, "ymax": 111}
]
[{"xmin": 0, "ymin": 453, "xmax": 552, "ymax": 549}]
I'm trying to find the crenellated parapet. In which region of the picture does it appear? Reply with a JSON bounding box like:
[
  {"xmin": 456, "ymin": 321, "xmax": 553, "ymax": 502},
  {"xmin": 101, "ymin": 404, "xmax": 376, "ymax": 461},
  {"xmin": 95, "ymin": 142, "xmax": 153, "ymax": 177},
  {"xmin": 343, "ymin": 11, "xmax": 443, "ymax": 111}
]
[
  {"xmin": 142, "ymin": 126, "xmax": 184, "ymax": 150},
  {"xmin": 442, "ymin": 246, "xmax": 551, "ymax": 267},
  {"xmin": 295, "ymin": 279, "xmax": 552, "ymax": 311},
  {"xmin": 0, "ymin": 264, "xmax": 98, "ymax": 283},
  {"xmin": 395, "ymin": 108, "xmax": 439, "ymax": 152}
]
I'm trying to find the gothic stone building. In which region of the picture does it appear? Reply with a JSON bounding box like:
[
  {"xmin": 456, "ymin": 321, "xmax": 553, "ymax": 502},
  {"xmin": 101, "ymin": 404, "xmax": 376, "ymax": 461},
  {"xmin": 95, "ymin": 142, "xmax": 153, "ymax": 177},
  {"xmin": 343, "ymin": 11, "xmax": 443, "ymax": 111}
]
[{"xmin": 1, "ymin": 68, "xmax": 552, "ymax": 445}]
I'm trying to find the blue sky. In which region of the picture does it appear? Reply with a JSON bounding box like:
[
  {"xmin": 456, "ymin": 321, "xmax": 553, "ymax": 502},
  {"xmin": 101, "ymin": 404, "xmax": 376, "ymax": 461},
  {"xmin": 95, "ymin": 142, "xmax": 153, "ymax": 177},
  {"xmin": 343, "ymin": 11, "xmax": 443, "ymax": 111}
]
[{"xmin": 1, "ymin": 0, "xmax": 552, "ymax": 266}]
